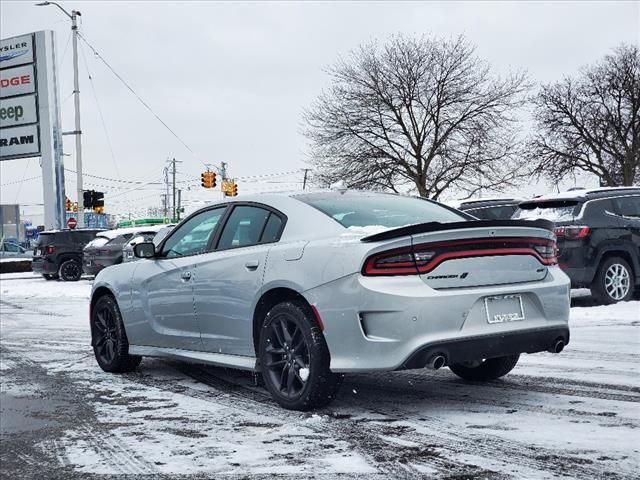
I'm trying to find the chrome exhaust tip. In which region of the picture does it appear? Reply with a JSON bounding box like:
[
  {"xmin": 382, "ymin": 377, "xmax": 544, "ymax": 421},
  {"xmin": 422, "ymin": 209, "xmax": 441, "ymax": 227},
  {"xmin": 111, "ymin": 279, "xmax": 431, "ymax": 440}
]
[
  {"xmin": 550, "ymin": 339, "xmax": 565, "ymax": 354},
  {"xmin": 426, "ymin": 354, "xmax": 446, "ymax": 370}
]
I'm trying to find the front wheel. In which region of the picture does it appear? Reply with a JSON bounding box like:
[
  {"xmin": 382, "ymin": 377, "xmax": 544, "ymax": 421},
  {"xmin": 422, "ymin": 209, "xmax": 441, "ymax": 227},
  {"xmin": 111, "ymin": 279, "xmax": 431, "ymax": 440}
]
[
  {"xmin": 449, "ymin": 355, "xmax": 520, "ymax": 381},
  {"xmin": 259, "ymin": 301, "xmax": 342, "ymax": 410},
  {"xmin": 59, "ymin": 259, "xmax": 82, "ymax": 281},
  {"xmin": 591, "ymin": 257, "xmax": 634, "ymax": 304},
  {"xmin": 91, "ymin": 295, "xmax": 141, "ymax": 373}
]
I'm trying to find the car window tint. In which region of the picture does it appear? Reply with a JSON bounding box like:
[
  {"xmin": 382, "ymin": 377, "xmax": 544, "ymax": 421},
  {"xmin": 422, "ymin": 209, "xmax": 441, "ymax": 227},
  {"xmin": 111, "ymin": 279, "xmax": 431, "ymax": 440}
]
[
  {"xmin": 466, "ymin": 205, "xmax": 516, "ymax": 220},
  {"xmin": 260, "ymin": 214, "xmax": 283, "ymax": 243},
  {"xmin": 162, "ymin": 207, "xmax": 225, "ymax": 258},
  {"xmin": 614, "ymin": 196, "xmax": 640, "ymax": 218},
  {"xmin": 217, "ymin": 206, "xmax": 271, "ymax": 250}
]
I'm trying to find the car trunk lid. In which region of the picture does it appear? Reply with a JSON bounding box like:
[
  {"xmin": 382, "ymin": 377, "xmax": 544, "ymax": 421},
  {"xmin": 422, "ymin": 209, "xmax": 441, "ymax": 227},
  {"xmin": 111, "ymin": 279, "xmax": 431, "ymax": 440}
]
[{"xmin": 361, "ymin": 220, "xmax": 557, "ymax": 289}]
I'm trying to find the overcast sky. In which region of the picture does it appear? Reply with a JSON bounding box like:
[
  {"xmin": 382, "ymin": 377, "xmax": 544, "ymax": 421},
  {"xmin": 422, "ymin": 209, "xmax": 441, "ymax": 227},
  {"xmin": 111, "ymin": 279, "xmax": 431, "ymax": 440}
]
[{"xmin": 1, "ymin": 0, "xmax": 639, "ymax": 222}]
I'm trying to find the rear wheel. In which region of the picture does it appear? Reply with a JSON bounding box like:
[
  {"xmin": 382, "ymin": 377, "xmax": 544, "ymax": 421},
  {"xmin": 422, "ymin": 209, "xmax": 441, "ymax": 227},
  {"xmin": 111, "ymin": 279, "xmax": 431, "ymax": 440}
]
[
  {"xmin": 91, "ymin": 295, "xmax": 141, "ymax": 373},
  {"xmin": 59, "ymin": 259, "xmax": 82, "ymax": 281},
  {"xmin": 449, "ymin": 355, "xmax": 520, "ymax": 381},
  {"xmin": 42, "ymin": 273, "xmax": 59, "ymax": 280},
  {"xmin": 591, "ymin": 257, "xmax": 634, "ymax": 304},
  {"xmin": 259, "ymin": 301, "xmax": 342, "ymax": 410}
]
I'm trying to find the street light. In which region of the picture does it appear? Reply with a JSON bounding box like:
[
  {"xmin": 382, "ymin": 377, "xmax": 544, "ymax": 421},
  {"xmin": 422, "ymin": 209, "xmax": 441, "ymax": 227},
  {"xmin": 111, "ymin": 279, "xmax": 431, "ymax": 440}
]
[{"xmin": 36, "ymin": 1, "xmax": 85, "ymax": 228}]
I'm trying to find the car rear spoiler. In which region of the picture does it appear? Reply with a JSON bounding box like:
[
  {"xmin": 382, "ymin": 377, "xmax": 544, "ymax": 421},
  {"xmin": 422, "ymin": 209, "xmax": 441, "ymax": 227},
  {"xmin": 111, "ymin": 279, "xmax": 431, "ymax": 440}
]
[{"xmin": 360, "ymin": 219, "xmax": 555, "ymax": 243}]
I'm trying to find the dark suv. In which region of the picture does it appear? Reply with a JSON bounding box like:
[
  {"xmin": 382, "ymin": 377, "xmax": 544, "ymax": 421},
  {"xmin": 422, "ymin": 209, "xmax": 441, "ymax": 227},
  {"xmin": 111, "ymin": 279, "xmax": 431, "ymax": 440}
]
[
  {"xmin": 514, "ymin": 187, "xmax": 640, "ymax": 304},
  {"xmin": 32, "ymin": 229, "xmax": 103, "ymax": 281},
  {"xmin": 457, "ymin": 198, "xmax": 522, "ymax": 220}
]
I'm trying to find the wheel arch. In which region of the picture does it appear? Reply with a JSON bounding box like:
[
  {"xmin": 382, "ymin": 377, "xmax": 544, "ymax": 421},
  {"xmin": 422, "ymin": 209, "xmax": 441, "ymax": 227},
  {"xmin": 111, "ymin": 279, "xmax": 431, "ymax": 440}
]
[
  {"xmin": 90, "ymin": 286, "xmax": 115, "ymax": 316},
  {"xmin": 252, "ymin": 286, "xmax": 319, "ymax": 358}
]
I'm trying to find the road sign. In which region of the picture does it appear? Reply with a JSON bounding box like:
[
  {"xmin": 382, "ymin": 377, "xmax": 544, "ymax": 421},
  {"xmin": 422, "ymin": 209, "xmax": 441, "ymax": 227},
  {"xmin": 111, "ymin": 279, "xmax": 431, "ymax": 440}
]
[{"xmin": 67, "ymin": 217, "xmax": 77, "ymax": 229}]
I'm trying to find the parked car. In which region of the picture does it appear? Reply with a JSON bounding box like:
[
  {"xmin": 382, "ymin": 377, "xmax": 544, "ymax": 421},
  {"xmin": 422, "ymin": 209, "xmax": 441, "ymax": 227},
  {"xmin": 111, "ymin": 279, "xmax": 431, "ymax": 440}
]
[
  {"xmin": 457, "ymin": 198, "xmax": 522, "ymax": 220},
  {"xmin": 0, "ymin": 240, "xmax": 31, "ymax": 258},
  {"xmin": 83, "ymin": 225, "xmax": 171, "ymax": 275},
  {"xmin": 32, "ymin": 229, "xmax": 103, "ymax": 281},
  {"xmin": 90, "ymin": 191, "xmax": 570, "ymax": 410},
  {"xmin": 513, "ymin": 187, "xmax": 640, "ymax": 304},
  {"xmin": 122, "ymin": 225, "xmax": 176, "ymax": 263}
]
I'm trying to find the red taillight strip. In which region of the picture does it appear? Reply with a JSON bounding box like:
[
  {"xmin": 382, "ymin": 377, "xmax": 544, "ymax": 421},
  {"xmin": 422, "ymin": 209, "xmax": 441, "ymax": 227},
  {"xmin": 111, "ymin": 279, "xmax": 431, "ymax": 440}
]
[
  {"xmin": 415, "ymin": 247, "xmax": 553, "ymax": 274},
  {"xmin": 362, "ymin": 236, "xmax": 557, "ymax": 276}
]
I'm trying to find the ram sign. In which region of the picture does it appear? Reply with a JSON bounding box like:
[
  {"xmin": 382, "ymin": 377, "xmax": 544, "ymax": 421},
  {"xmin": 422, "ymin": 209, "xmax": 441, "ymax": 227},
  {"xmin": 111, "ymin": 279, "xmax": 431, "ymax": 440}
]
[{"xmin": 0, "ymin": 34, "xmax": 41, "ymax": 159}]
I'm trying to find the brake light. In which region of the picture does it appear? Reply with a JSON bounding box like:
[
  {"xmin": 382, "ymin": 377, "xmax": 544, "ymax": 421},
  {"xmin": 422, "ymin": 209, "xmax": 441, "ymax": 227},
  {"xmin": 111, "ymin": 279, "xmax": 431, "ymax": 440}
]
[
  {"xmin": 554, "ymin": 226, "xmax": 590, "ymax": 239},
  {"xmin": 46, "ymin": 246, "xmax": 56, "ymax": 254},
  {"xmin": 362, "ymin": 237, "xmax": 557, "ymax": 276}
]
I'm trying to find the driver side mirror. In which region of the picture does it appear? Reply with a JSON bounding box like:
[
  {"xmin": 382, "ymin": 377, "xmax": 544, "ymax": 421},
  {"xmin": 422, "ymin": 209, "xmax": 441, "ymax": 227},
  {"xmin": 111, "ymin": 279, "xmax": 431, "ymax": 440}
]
[{"xmin": 133, "ymin": 242, "xmax": 156, "ymax": 259}]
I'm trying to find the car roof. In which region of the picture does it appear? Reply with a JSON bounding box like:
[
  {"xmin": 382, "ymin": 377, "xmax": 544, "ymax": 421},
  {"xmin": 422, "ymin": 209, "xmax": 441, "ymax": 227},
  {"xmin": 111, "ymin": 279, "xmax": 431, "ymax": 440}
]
[
  {"xmin": 458, "ymin": 198, "xmax": 522, "ymax": 208},
  {"xmin": 40, "ymin": 228, "xmax": 104, "ymax": 235},
  {"xmin": 521, "ymin": 186, "xmax": 640, "ymax": 205}
]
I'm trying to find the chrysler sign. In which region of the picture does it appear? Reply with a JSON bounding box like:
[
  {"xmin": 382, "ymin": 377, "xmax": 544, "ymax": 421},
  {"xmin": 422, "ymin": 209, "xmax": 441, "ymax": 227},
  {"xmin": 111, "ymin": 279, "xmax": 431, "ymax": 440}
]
[{"xmin": 0, "ymin": 34, "xmax": 40, "ymax": 160}]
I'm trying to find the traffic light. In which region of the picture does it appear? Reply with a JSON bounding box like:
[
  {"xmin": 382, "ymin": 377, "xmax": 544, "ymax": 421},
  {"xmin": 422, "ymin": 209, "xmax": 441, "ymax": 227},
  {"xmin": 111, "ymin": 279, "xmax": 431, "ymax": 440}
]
[
  {"xmin": 231, "ymin": 182, "xmax": 238, "ymax": 197},
  {"xmin": 94, "ymin": 206, "xmax": 104, "ymax": 214},
  {"xmin": 83, "ymin": 190, "xmax": 93, "ymax": 209},
  {"xmin": 201, "ymin": 171, "xmax": 216, "ymax": 188},
  {"xmin": 94, "ymin": 191, "xmax": 104, "ymax": 209},
  {"xmin": 65, "ymin": 197, "xmax": 72, "ymax": 211}
]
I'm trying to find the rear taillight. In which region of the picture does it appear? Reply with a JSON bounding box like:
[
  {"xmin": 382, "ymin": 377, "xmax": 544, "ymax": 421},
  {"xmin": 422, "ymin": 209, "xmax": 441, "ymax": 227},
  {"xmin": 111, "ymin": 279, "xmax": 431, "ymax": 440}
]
[
  {"xmin": 362, "ymin": 237, "xmax": 557, "ymax": 276},
  {"xmin": 554, "ymin": 226, "xmax": 590, "ymax": 239},
  {"xmin": 46, "ymin": 246, "xmax": 56, "ymax": 254}
]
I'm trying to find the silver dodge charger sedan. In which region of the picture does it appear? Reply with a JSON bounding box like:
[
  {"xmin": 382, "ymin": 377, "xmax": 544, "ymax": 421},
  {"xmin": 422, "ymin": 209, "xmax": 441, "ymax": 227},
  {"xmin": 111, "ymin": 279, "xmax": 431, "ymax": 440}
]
[{"xmin": 90, "ymin": 190, "xmax": 570, "ymax": 410}]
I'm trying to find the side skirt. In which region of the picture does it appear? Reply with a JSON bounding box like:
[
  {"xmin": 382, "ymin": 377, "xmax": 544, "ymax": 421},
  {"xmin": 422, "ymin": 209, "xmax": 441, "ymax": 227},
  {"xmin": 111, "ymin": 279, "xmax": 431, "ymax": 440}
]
[{"xmin": 128, "ymin": 345, "xmax": 257, "ymax": 371}]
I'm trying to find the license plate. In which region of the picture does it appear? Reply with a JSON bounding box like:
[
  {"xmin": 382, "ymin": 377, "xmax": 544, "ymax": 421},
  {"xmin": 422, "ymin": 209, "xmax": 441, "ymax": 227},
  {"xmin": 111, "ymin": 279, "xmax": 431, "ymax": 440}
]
[{"xmin": 484, "ymin": 295, "xmax": 525, "ymax": 324}]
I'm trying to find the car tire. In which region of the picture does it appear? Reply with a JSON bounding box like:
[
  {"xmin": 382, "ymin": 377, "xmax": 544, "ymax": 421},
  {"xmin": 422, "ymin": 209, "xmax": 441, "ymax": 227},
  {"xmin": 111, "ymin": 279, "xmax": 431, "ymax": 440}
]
[
  {"xmin": 259, "ymin": 301, "xmax": 343, "ymax": 410},
  {"xmin": 42, "ymin": 273, "xmax": 59, "ymax": 280},
  {"xmin": 91, "ymin": 294, "xmax": 142, "ymax": 373},
  {"xmin": 449, "ymin": 355, "xmax": 520, "ymax": 381},
  {"xmin": 59, "ymin": 259, "xmax": 82, "ymax": 282},
  {"xmin": 591, "ymin": 256, "xmax": 634, "ymax": 305}
]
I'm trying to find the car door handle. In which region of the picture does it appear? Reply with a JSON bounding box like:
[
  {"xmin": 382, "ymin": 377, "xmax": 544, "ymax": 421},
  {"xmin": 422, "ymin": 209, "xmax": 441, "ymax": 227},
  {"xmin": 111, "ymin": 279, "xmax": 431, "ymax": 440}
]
[
  {"xmin": 245, "ymin": 261, "xmax": 260, "ymax": 271},
  {"xmin": 181, "ymin": 271, "xmax": 192, "ymax": 281}
]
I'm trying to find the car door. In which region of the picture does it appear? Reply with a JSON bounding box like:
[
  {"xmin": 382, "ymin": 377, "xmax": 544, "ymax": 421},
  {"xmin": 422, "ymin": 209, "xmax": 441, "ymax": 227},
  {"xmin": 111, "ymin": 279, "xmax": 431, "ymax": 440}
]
[
  {"xmin": 130, "ymin": 206, "xmax": 227, "ymax": 350},
  {"xmin": 194, "ymin": 204, "xmax": 285, "ymax": 356},
  {"xmin": 612, "ymin": 195, "xmax": 640, "ymax": 270}
]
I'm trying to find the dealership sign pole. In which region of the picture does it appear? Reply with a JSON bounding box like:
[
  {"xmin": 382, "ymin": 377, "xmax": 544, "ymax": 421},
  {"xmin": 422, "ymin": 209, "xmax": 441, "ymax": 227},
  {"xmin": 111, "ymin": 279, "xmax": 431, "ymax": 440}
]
[{"xmin": 0, "ymin": 31, "xmax": 65, "ymax": 230}]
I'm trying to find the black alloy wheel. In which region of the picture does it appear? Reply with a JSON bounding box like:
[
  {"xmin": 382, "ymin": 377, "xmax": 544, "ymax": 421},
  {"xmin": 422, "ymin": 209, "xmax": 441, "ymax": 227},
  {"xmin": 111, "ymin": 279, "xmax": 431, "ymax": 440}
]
[
  {"xmin": 91, "ymin": 295, "xmax": 141, "ymax": 373},
  {"xmin": 259, "ymin": 301, "xmax": 343, "ymax": 410},
  {"xmin": 59, "ymin": 259, "xmax": 82, "ymax": 281},
  {"xmin": 264, "ymin": 315, "xmax": 311, "ymax": 400}
]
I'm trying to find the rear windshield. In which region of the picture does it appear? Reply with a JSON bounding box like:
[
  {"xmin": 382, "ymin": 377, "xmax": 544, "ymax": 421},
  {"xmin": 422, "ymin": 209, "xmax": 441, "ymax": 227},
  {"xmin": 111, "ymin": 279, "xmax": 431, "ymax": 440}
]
[
  {"xmin": 295, "ymin": 193, "xmax": 465, "ymax": 228},
  {"xmin": 513, "ymin": 200, "xmax": 582, "ymax": 222}
]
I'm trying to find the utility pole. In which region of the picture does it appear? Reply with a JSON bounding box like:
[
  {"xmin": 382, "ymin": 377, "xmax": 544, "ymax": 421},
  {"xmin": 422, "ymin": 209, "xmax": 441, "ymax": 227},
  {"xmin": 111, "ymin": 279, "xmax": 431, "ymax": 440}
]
[
  {"xmin": 163, "ymin": 164, "xmax": 170, "ymax": 218},
  {"xmin": 177, "ymin": 189, "xmax": 182, "ymax": 221},
  {"xmin": 71, "ymin": 9, "xmax": 84, "ymax": 227},
  {"xmin": 36, "ymin": 2, "xmax": 83, "ymax": 227},
  {"xmin": 172, "ymin": 158, "xmax": 176, "ymax": 222},
  {"xmin": 302, "ymin": 169, "xmax": 310, "ymax": 190}
]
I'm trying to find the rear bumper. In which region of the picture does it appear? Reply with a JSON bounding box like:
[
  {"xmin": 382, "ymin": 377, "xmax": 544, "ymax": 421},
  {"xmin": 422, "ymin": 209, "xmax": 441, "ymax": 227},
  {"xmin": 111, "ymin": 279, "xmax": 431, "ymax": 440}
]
[
  {"xmin": 402, "ymin": 326, "xmax": 569, "ymax": 369},
  {"xmin": 561, "ymin": 266, "xmax": 596, "ymax": 288},
  {"xmin": 304, "ymin": 266, "xmax": 571, "ymax": 373},
  {"xmin": 31, "ymin": 258, "xmax": 56, "ymax": 274}
]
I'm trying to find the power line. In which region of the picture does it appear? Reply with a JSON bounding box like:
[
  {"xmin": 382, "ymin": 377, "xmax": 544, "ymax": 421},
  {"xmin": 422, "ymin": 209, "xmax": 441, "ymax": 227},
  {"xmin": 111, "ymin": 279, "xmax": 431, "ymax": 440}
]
[
  {"xmin": 79, "ymin": 41, "xmax": 122, "ymax": 181},
  {"xmin": 1, "ymin": 176, "xmax": 41, "ymax": 187},
  {"xmin": 77, "ymin": 32, "xmax": 200, "ymax": 161}
]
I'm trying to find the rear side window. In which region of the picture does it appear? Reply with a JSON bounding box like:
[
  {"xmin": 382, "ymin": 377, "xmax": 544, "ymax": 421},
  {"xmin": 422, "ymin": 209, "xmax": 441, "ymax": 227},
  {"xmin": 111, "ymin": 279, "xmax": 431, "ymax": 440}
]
[
  {"xmin": 614, "ymin": 196, "xmax": 640, "ymax": 218},
  {"xmin": 296, "ymin": 193, "xmax": 465, "ymax": 228},
  {"xmin": 261, "ymin": 214, "xmax": 283, "ymax": 243},
  {"xmin": 466, "ymin": 205, "xmax": 517, "ymax": 220},
  {"xmin": 217, "ymin": 206, "xmax": 272, "ymax": 250},
  {"xmin": 513, "ymin": 201, "xmax": 582, "ymax": 221}
]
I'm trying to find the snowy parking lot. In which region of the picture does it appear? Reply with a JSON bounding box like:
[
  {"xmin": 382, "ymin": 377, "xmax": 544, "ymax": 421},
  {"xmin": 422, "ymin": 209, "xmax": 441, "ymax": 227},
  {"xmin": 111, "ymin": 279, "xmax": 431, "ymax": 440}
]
[{"xmin": 1, "ymin": 272, "xmax": 638, "ymax": 479}]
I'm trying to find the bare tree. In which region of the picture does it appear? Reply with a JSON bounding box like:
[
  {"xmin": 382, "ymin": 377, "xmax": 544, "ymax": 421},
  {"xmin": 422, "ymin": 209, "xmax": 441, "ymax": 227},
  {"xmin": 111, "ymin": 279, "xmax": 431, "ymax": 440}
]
[
  {"xmin": 531, "ymin": 44, "xmax": 640, "ymax": 186},
  {"xmin": 303, "ymin": 34, "xmax": 531, "ymax": 199}
]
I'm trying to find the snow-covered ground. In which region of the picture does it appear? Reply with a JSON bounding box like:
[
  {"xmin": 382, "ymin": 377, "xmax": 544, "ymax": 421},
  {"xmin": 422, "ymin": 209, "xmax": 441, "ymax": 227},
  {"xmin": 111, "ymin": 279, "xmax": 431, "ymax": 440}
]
[{"xmin": 1, "ymin": 272, "xmax": 638, "ymax": 479}]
